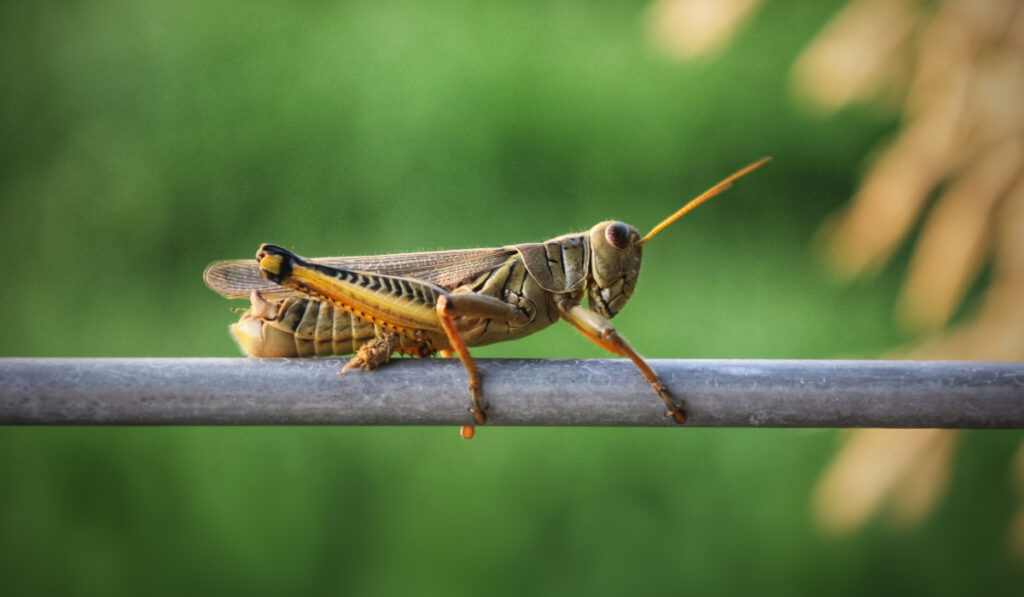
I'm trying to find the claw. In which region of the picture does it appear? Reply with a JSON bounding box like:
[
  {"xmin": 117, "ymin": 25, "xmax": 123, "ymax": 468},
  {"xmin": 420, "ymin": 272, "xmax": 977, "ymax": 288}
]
[
  {"xmin": 471, "ymin": 408, "xmax": 487, "ymax": 425},
  {"xmin": 668, "ymin": 408, "xmax": 687, "ymax": 425}
]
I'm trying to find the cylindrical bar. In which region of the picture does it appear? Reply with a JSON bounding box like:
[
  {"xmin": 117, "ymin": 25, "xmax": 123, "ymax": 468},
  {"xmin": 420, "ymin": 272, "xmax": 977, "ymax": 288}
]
[{"xmin": 0, "ymin": 358, "xmax": 1022, "ymax": 427}]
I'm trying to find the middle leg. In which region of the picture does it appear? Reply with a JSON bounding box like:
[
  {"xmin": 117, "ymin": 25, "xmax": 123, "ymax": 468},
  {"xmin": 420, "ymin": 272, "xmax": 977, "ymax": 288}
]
[{"xmin": 434, "ymin": 292, "xmax": 521, "ymax": 425}]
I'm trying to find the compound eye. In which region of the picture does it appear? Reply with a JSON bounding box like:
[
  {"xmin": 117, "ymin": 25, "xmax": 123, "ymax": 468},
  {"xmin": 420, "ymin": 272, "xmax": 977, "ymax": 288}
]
[{"xmin": 605, "ymin": 221, "xmax": 630, "ymax": 250}]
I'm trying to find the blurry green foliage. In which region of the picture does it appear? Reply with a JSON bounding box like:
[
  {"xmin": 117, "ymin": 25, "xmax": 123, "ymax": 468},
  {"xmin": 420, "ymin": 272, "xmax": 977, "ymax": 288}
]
[{"xmin": 0, "ymin": 1, "xmax": 1020, "ymax": 595}]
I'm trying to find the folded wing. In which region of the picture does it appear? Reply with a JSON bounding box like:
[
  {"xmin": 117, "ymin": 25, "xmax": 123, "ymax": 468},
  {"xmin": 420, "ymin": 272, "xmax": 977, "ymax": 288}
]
[{"xmin": 204, "ymin": 247, "xmax": 518, "ymax": 299}]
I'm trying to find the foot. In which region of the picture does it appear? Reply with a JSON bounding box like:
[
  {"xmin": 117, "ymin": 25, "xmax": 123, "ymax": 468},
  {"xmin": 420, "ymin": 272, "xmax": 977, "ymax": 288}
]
[{"xmin": 340, "ymin": 333, "xmax": 400, "ymax": 373}]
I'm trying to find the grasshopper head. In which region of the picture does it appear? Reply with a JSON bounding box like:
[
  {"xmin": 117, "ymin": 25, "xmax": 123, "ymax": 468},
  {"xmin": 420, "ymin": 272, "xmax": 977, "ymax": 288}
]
[
  {"xmin": 587, "ymin": 221, "xmax": 642, "ymax": 318},
  {"xmin": 586, "ymin": 158, "xmax": 772, "ymax": 319}
]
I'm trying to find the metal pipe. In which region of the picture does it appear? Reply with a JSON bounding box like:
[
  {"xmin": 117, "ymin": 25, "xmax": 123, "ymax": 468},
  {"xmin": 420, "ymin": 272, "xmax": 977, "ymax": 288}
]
[{"xmin": 1, "ymin": 358, "xmax": 1022, "ymax": 427}]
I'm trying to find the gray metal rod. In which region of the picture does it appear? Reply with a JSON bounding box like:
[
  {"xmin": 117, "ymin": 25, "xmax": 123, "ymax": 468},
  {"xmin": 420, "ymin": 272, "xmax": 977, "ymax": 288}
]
[{"xmin": 0, "ymin": 358, "xmax": 1022, "ymax": 427}]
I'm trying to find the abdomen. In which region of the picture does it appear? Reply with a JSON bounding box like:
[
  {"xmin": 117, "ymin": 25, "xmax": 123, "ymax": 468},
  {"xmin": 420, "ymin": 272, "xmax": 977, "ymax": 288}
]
[{"xmin": 231, "ymin": 296, "xmax": 429, "ymax": 357}]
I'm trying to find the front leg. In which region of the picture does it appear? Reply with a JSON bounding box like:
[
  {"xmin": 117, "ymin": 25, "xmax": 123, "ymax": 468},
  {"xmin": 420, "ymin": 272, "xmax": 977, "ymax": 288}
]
[{"xmin": 557, "ymin": 298, "xmax": 687, "ymax": 424}]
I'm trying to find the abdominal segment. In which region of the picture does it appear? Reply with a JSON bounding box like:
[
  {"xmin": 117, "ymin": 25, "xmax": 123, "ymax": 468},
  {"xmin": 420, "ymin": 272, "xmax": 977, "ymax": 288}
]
[{"xmin": 230, "ymin": 292, "xmax": 434, "ymax": 358}]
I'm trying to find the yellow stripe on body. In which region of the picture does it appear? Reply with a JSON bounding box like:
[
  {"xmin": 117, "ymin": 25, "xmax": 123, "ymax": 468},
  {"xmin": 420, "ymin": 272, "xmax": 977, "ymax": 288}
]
[{"xmin": 283, "ymin": 261, "xmax": 444, "ymax": 336}]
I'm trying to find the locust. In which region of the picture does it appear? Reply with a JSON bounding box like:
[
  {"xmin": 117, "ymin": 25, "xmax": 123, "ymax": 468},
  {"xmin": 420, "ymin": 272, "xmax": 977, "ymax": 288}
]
[{"xmin": 204, "ymin": 158, "xmax": 770, "ymax": 437}]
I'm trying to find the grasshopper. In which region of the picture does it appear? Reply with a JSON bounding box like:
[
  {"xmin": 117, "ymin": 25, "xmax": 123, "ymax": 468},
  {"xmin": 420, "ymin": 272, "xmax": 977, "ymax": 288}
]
[{"xmin": 204, "ymin": 158, "xmax": 770, "ymax": 436}]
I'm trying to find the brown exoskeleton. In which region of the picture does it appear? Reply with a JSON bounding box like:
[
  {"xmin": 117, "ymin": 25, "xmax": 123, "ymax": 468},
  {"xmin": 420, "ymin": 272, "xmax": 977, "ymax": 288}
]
[{"xmin": 204, "ymin": 158, "xmax": 770, "ymax": 437}]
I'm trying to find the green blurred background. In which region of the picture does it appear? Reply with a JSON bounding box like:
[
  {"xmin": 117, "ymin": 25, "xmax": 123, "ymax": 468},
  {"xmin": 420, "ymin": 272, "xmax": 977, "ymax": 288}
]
[{"xmin": 1, "ymin": 1, "xmax": 1021, "ymax": 595}]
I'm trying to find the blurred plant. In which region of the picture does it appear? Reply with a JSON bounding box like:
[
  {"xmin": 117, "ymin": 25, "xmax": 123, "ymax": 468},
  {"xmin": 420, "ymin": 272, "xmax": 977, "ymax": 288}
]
[
  {"xmin": 645, "ymin": 0, "xmax": 762, "ymax": 60},
  {"xmin": 648, "ymin": 0, "xmax": 1024, "ymax": 551}
]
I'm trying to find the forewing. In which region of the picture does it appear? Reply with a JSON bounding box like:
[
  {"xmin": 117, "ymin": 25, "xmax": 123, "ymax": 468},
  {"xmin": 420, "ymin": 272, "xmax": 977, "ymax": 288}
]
[{"xmin": 204, "ymin": 247, "xmax": 517, "ymax": 299}]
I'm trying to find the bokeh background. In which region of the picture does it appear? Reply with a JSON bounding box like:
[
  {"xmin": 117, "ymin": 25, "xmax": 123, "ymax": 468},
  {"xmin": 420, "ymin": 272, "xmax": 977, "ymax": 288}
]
[{"xmin": 1, "ymin": 0, "xmax": 1022, "ymax": 595}]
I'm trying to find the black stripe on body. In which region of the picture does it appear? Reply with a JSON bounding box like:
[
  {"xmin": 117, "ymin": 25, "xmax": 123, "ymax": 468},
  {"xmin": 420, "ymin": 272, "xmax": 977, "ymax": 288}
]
[
  {"xmin": 314, "ymin": 262, "xmax": 432, "ymax": 304},
  {"xmin": 543, "ymin": 246, "xmax": 555, "ymax": 278},
  {"xmin": 398, "ymin": 279, "xmax": 413, "ymax": 299},
  {"xmin": 469, "ymin": 266, "xmax": 498, "ymax": 294}
]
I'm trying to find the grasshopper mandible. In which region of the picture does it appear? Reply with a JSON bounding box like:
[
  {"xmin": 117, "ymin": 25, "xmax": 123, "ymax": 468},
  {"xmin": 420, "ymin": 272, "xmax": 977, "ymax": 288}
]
[{"xmin": 204, "ymin": 158, "xmax": 770, "ymax": 436}]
